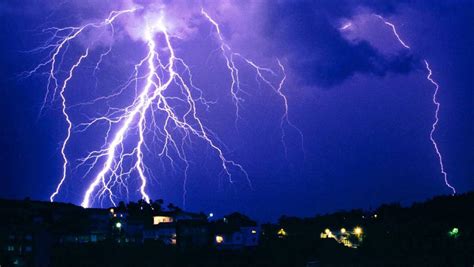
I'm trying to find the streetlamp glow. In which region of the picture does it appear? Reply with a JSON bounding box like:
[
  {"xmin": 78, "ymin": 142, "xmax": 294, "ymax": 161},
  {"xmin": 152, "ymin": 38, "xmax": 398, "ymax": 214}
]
[
  {"xmin": 448, "ymin": 227, "xmax": 459, "ymax": 238},
  {"xmin": 354, "ymin": 227, "xmax": 362, "ymax": 235}
]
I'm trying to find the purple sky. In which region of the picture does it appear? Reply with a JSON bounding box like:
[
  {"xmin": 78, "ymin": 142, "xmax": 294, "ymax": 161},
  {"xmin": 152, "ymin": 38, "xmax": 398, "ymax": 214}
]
[{"xmin": 0, "ymin": 0, "xmax": 472, "ymax": 221}]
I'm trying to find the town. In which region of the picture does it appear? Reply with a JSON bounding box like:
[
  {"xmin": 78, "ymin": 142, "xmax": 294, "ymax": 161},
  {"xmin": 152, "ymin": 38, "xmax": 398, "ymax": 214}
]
[{"xmin": 1, "ymin": 192, "xmax": 473, "ymax": 266}]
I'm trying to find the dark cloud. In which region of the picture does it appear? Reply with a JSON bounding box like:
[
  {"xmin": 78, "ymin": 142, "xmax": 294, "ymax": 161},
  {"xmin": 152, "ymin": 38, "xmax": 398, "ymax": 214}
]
[{"xmin": 260, "ymin": 0, "xmax": 416, "ymax": 88}]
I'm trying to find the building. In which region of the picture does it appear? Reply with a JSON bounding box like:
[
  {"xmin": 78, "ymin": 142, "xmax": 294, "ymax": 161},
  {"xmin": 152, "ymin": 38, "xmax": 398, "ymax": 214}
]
[
  {"xmin": 176, "ymin": 220, "xmax": 210, "ymax": 249},
  {"xmin": 143, "ymin": 222, "xmax": 176, "ymax": 245},
  {"xmin": 212, "ymin": 212, "xmax": 259, "ymax": 250}
]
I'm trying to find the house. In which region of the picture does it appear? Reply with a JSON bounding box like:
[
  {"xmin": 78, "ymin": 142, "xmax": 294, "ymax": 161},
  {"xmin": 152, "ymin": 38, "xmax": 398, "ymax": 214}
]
[
  {"xmin": 176, "ymin": 220, "xmax": 210, "ymax": 249},
  {"xmin": 144, "ymin": 210, "xmax": 208, "ymax": 246},
  {"xmin": 212, "ymin": 213, "xmax": 259, "ymax": 250}
]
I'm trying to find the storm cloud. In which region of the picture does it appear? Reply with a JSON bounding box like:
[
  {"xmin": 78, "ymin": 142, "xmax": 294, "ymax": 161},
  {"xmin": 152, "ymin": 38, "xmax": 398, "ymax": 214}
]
[{"xmin": 257, "ymin": 0, "xmax": 416, "ymax": 87}]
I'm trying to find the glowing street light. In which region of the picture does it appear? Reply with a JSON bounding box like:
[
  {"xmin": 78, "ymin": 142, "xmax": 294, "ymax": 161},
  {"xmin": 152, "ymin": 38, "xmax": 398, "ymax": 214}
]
[
  {"xmin": 278, "ymin": 228, "xmax": 287, "ymax": 237},
  {"xmin": 448, "ymin": 227, "xmax": 460, "ymax": 238},
  {"xmin": 340, "ymin": 228, "xmax": 347, "ymax": 234},
  {"xmin": 115, "ymin": 222, "xmax": 122, "ymax": 229},
  {"xmin": 354, "ymin": 227, "xmax": 363, "ymax": 236}
]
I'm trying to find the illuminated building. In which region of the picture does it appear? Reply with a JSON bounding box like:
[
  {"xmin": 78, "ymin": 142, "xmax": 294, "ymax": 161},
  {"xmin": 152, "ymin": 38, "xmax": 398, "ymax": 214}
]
[
  {"xmin": 153, "ymin": 215, "xmax": 174, "ymax": 225},
  {"xmin": 213, "ymin": 213, "xmax": 260, "ymax": 249}
]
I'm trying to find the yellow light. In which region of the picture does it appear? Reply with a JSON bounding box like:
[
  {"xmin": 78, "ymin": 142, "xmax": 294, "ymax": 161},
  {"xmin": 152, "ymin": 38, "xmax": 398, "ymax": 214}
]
[
  {"xmin": 354, "ymin": 227, "xmax": 363, "ymax": 235},
  {"xmin": 374, "ymin": 214, "xmax": 378, "ymax": 218},
  {"xmin": 278, "ymin": 228, "xmax": 287, "ymax": 236},
  {"xmin": 215, "ymin": 235, "xmax": 224, "ymax": 244},
  {"xmin": 340, "ymin": 228, "xmax": 346, "ymax": 234},
  {"xmin": 251, "ymin": 230, "xmax": 257, "ymax": 234},
  {"xmin": 153, "ymin": 216, "xmax": 173, "ymax": 225},
  {"xmin": 324, "ymin": 228, "xmax": 331, "ymax": 234},
  {"xmin": 109, "ymin": 208, "xmax": 114, "ymax": 213}
]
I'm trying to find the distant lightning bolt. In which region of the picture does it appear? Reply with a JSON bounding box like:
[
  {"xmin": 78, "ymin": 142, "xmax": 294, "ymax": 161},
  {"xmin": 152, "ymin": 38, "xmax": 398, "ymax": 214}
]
[
  {"xmin": 374, "ymin": 15, "xmax": 410, "ymax": 49},
  {"xmin": 202, "ymin": 9, "xmax": 304, "ymax": 156},
  {"xmin": 29, "ymin": 6, "xmax": 301, "ymax": 208},
  {"xmin": 374, "ymin": 14, "xmax": 456, "ymax": 194},
  {"xmin": 424, "ymin": 61, "xmax": 456, "ymax": 194}
]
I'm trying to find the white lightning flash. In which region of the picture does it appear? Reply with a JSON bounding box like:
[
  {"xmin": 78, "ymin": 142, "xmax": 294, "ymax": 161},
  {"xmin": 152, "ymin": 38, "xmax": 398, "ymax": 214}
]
[
  {"xmin": 374, "ymin": 14, "xmax": 456, "ymax": 194},
  {"xmin": 28, "ymin": 7, "xmax": 301, "ymax": 208}
]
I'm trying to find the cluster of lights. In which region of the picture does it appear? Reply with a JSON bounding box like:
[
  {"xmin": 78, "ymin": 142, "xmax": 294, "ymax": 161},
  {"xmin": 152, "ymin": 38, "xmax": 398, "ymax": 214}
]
[
  {"xmin": 214, "ymin": 229, "xmax": 257, "ymax": 245},
  {"xmin": 320, "ymin": 226, "xmax": 363, "ymax": 248}
]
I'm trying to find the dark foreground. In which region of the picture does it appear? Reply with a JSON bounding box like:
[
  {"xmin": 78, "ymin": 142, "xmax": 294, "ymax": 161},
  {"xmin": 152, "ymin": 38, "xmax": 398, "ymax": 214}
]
[{"xmin": 1, "ymin": 192, "xmax": 473, "ymax": 267}]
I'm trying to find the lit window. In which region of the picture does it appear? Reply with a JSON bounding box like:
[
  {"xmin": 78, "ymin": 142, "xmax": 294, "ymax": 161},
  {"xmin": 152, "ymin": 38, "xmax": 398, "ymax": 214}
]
[
  {"xmin": 215, "ymin": 235, "xmax": 224, "ymax": 244},
  {"xmin": 153, "ymin": 216, "xmax": 173, "ymax": 225}
]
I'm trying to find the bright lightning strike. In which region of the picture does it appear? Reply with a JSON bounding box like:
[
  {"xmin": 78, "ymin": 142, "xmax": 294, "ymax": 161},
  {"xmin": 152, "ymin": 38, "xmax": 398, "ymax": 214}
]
[
  {"xmin": 374, "ymin": 14, "xmax": 456, "ymax": 194},
  {"xmin": 374, "ymin": 15, "xmax": 410, "ymax": 49},
  {"xmin": 27, "ymin": 7, "xmax": 301, "ymax": 208}
]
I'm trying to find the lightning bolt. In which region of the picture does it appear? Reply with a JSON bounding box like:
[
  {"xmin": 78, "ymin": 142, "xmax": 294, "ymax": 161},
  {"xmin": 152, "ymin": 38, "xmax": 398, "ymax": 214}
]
[
  {"xmin": 374, "ymin": 15, "xmax": 410, "ymax": 49},
  {"xmin": 201, "ymin": 9, "xmax": 304, "ymax": 157},
  {"xmin": 28, "ymin": 7, "xmax": 301, "ymax": 208},
  {"xmin": 374, "ymin": 14, "xmax": 456, "ymax": 194},
  {"xmin": 424, "ymin": 60, "xmax": 456, "ymax": 194}
]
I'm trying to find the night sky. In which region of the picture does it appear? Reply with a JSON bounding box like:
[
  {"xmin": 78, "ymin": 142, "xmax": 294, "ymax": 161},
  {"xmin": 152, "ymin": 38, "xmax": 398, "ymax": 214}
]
[{"xmin": 0, "ymin": 0, "xmax": 472, "ymax": 221}]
